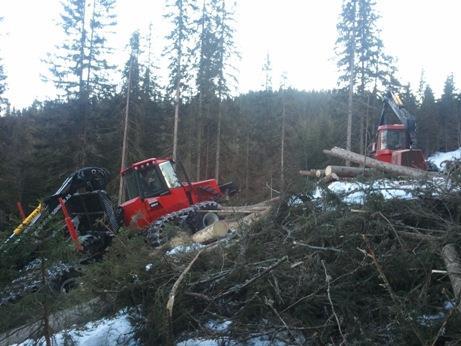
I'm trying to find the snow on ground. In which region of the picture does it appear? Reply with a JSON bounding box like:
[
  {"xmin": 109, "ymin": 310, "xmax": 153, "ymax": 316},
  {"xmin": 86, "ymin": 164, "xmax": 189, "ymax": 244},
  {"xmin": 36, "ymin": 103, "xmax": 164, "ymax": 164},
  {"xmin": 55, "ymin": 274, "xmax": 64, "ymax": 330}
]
[
  {"xmin": 177, "ymin": 336, "xmax": 292, "ymax": 346},
  {"xmin": 428, "ymin": 147, "xmax": 461, "ymax": 170},
  {"xmin": 13, "ymin": 310, "xmax": 138, "ymax": 346},
  {"xmin": 166, "ymin": 242, "xmax": 205, "ymax": 256},
  {"xmin": 312, "ymin": 179, "xmax": 422, "ymax": 204}
]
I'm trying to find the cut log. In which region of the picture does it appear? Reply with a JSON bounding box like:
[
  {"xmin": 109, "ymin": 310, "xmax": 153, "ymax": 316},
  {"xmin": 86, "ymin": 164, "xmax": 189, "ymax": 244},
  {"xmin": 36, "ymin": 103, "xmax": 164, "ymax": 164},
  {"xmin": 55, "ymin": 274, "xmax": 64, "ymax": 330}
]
[
  {"xmin": 322, "ymin": 172, "xmax": 339, "ymax": 184},
  {"xmin": 192, "ymin": 221, "xmax": 229, "ymax": 243},
  {"xmin": 323, "ymin": 147, "xmax": 439, "ymax": 179},
  {"xmin": 299, "ymin": 169, "xmax": 318, "ymax": 177},
  {"xmin": 325, "ymin": 165, "xmax": 373, "ymax": 178},
  {"xmin": 316, "ymin": 169, "xmax": 326, "ymax": 178},
  {"xmin": 300, "ymin": 169, "xmax": 325, "ymax": 177},
  {"xmin": 441, "ymin": 244, "xmax": 461, "ymax": 310}
]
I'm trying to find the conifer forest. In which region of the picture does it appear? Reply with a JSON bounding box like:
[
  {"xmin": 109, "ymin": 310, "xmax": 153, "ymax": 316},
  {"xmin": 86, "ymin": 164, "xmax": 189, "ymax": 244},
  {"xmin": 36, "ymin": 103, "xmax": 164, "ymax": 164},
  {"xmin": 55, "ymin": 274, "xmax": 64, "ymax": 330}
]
[{"xmin": 1, "ymin": 1, "xmax": 461, "ymax": 345}]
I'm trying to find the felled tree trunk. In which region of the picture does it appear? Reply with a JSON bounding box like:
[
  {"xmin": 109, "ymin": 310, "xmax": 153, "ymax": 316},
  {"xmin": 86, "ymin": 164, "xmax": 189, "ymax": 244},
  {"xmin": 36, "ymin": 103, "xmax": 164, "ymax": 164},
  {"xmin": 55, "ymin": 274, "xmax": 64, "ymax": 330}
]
[
  {"xmin": 323, "ymin": 147, "xmax": 438, "ymax": 179},
  {"xmin": 442, "ymin": 244, "xmax": 461, "ymax": 310},
  {"xmin": 299, "ymin": 169, "xmax": 325, "ymax": 178},
  {"xmin": 325, "ymin": 165, "xmax": 374, "ymax": 178}
]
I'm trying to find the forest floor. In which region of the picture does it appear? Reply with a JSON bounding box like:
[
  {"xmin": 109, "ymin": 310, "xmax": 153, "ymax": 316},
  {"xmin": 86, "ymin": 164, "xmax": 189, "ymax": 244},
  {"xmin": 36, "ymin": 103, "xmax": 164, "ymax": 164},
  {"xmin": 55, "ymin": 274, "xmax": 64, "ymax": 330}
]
[{"xmin": 3, "ymin": 149, "xmax": 461, "ymax": 346}]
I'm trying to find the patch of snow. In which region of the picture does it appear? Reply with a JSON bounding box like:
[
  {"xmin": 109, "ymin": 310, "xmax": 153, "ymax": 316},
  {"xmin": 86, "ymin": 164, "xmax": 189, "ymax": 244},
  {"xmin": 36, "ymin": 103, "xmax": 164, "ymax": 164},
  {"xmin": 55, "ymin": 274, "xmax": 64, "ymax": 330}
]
[
  {"xmin": 13, "ymin": 310, "xmax": 138, "ymax": 346},
  {"xmin": 177, "ymin": 339, "xmax": 222, "ymax": 346},
  {"xmin": 287, "ymin": 195, "xmax": 304, "ymax": 206},
  {"xmin": 145, "ymin": 263, "xmax": 153, "ymax": 271},
  {"xmin": 313, "ymin": 179, "xmax": 420, "ymax": 205},
  {"xmin": 428, "ymin": 147, "xmax": 461, "ymax": 169},
  {"xmin": 177, "ymin": 334, "xmax": 303, "ymax": 346},
  {"xmin": 177, "ymin": 322, "xmax": 305, "ymax": 346},
  {"xmin": 444, "ymin": 300, "xmax": 455, "ymax": 311},
  {"xmin": 205, "ymin": 320, "xmax": 232, "ymax": 333},
  {"xmin": 416, "ymin": 311, "xmax": 445, "ymax": 326},
  {"xmin": 167, "ymin": 243, "xmax": 205, "ymax": 256}
]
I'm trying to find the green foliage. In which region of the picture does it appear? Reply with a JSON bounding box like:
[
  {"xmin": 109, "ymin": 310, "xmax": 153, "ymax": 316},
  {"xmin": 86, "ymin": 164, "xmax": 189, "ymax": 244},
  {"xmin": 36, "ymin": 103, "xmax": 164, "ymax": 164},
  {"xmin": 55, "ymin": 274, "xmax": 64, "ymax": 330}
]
[
  {"xmin": 164, "ymin": 0, "xmax": 195, "ymax": 100},
  {"xmin": 72, "ymin": 186, "xmax": 461, "ymax": 344},
  {"xmin": 46, "ymin": 0, "xmax": 116, "ymax": 100},
  {"xmin": 336, "ymin": 0, "xmax": 395, "ymax": 93}
]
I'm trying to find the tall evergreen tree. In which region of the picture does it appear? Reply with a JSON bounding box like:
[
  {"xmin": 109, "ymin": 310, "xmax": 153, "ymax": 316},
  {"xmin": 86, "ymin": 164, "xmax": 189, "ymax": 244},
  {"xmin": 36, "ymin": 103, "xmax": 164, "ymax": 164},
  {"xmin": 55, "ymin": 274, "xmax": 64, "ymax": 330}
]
[
  {"xmin": 213, "ymin": 0, "xmax": 237, "ymax": 180},
  {"xmin": 336, "ymin": 0, "xmax": 393, "ymax": 155},
  {"xmin": 194, "ymin": 0, "xmax": 218, "ymax": 179},
  {"xmin": 417, "ymin": 85, "xmax": 438, "ymax": 152},
  {"xmin": 0, "ymin": 49, "xmax": 7, "ymax": 115},
  {"xmin": 262, "ymin": 53, "xmax": 273, "ymax": 91},
  {"xmin": 0, "ymin": 17, "xmax": 8, "ymax": 114},
  {"xmin": 440, "ymin": 73, "xmax": 457, "ymax": 150},
  {"xmin": 417, "ymin": 69, "xmax": 426, "ymax": 106},
  {"xmin": 46, "ymin": 0, "xmax": 116, "ymax": 100},
  {"xmin": 164, "ymin": 0, "xmax": 194, "ymax": 161},
  {"xmin": 141, "ymin": 23, "xmax": 160, "ymax": 102}
]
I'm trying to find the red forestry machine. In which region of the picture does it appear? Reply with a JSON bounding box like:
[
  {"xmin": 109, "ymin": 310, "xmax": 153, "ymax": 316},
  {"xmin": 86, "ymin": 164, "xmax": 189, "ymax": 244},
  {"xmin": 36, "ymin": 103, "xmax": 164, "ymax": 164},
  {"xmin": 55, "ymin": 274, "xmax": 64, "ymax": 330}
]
[
  {"xmin": 0, "ymin": 158, "xmax": 235, "ymax": 304},
  {"xmin": 3, "ymin": 158, "xmax": 236, "ymax": 253},
  {"xmin": 370, "ymin": 91, "xmax": 427, "ymax": 170}
]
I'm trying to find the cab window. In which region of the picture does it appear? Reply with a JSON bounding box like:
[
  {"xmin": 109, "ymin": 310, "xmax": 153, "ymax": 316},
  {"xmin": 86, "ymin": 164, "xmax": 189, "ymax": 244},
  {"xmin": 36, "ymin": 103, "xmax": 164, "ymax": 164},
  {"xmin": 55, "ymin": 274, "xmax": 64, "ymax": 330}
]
[
  {"xmin": 159, "ymin": 162, "xmax": 181, "ymax": 188},
  {"xmin": 123, "ymin": 171, "xmax": 140, "ymax": 202},
  {"xmin": 138, "ymin": 166, "xmax": 168, "ymax": 198}
]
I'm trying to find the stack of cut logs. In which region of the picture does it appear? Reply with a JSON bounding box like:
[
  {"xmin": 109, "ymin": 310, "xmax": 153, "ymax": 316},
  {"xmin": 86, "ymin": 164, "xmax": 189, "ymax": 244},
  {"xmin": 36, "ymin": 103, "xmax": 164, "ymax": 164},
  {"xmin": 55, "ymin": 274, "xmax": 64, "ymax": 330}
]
[{"xmin": 300, "ymin": 146, "xmax": 440, "ymax": 182}]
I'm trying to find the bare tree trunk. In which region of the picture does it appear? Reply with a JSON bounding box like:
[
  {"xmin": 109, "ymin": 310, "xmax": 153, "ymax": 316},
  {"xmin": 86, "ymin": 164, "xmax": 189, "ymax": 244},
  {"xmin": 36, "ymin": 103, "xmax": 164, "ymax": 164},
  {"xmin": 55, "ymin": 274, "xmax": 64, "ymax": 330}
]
[
  {"xmin": 40, "ymin": 256, "xmax": 52, "ymax": 346},
  {"xmin": 77, "ymin": 2, "xmax": 88, "ymax": 167},
  {"xmin": 86, "ymin": 0, "xmax": 96, "ymax": 91},
  {"xmin": 346, "ymin": 64, "xmax": 355, "ymax": 166},
  {"xmin": 245, "ymin": 131, "xmax": 250, "ymax": 200},
  {"xmin": 172, "ymin": 87, "xmax": 180, "ymax": 161},
  {"xmin": 359, "ymin": 113, "xmax": 364, "ymax": 155},
  {"xmin": 196, "ymin": 93, "xmax": 202, "ymax": 180},
  {"xmin": 280, "ymin": 94, "xmax": 286, "ymax": 192},
  {"xmin": 457, "ymin": 116, "xmax": 461, "ymax": 148},
  {"xmin": 172, "ymin": 31, "xmax": 182, "ymax": 161},
  {"xmin": 215, "ymin": 101, "xmax": 222, "ymax": 180},
  {"xmin": 78, "ymin": 2, "xmax": 87, "ymax": 99},
  {"xmin": 346, "ymin": 3, "xmax": 356, "ymax": 166},
  {"xmin": 118, "ymin": 55, "xmax": 133, "ymax": 204},
  {"xmin": 205, "ymin": 124, "xmax": 209, "ymax": 178}
]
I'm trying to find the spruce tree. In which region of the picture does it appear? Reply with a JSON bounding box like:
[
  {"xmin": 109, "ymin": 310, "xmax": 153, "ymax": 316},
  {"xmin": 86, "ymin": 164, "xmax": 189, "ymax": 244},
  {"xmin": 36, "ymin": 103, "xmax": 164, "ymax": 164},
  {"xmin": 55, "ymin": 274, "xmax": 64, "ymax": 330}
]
[
  {"xmin": 0, "ymin": 52, "xmax": 7, "ymax": 114},
  {"xmin": 164, "ymin": 0, "xmax": 194, "ymax": 161},
  {"xmin": 46, "ymin": 0, "xmax": 116, "ymax": 100},
  {"xmin": 417, "ymin": 86, "xmax": 438, "ymax": 152},
  {"xmin": 194, "ymin": 0, "xmax": 218, "ymax": 179},
  {"xmin": 440, "ymin": 73, "xmax": 456, "ymax": 150},
  {"xmin": 336, "ymin": 0, "xmax": 394, "ymax": 155},
  {"xmin": 262, "ymin": 53, "xmax": 273, "ymax": 91},
  {"xmin": 213, "ymin": 0, "xmax": 237, "ymax": 180},
  {"xmin": 0, "ymin": 17, "xmax": 8, "ymax": 114},
  {"xmin": 141, "ymin": 23, "xmax": 160, "ymax": 102}
]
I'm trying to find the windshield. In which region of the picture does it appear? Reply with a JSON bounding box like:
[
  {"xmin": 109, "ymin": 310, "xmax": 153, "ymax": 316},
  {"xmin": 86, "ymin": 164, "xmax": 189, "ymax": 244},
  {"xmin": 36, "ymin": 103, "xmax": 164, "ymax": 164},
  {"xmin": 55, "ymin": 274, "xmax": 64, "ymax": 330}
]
[
  {"xmin": 123, "ymin": 171, "xmax": 140, "ymax": 202},
  {"xmin": 380, "ymin": 130, "xmax": 407, "ymax": 150},
  {"xmin": 159, "ymin": 161, "xmax": 181, "ymax": 188},
  {"xmin": 138, "ymin": 166, "xmax": 168, "ymax": 198}
]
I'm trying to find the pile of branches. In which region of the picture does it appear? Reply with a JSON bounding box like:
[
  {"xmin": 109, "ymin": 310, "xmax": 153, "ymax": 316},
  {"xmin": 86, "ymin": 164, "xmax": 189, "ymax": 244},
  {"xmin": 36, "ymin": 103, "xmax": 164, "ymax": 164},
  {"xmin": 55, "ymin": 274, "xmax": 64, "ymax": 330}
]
[{"xmin": 81, "ymin": 177, "xmax": 461, "ymax": 345}]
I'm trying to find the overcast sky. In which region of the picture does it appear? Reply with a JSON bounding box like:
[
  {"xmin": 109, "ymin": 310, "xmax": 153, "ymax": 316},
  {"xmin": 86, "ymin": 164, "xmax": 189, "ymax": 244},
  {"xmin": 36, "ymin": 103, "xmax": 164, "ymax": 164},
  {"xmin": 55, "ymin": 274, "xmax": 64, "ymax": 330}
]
[{"xmin": 0, "ymin": 0, "xmax": 460, "ymax": 109}]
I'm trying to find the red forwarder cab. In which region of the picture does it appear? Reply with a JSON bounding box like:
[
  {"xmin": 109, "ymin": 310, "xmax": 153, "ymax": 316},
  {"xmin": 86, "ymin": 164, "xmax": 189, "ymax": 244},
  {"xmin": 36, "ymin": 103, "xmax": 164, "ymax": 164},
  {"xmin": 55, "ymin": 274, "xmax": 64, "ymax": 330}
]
[
  {"xmin": 119, "ymin": 158, "xmax": 222, "ymax": 230},
  {"xmin": 373, "ymin": 124, "xmax": 427, "ymax": 170}
]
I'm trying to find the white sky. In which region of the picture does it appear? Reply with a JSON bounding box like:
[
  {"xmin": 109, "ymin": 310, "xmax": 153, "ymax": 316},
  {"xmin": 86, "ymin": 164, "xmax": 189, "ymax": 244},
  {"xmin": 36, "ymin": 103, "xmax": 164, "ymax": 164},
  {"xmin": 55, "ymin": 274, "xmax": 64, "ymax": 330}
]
[{"xmin": 0, "ymin": 0, "xmax": 460, "ymax": 109}]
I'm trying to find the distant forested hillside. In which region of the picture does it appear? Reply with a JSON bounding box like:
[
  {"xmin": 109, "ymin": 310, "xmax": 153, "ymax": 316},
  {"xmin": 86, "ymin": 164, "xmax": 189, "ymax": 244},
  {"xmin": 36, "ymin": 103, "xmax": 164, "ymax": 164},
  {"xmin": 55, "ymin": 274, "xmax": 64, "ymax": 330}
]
[
  {"xmin": 0, "ymin": 85, "xmax": 459, "ymax": 229},
  {"xmin": 0, "ymin": 0, "xmax": 460, "ymax": 229}
]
